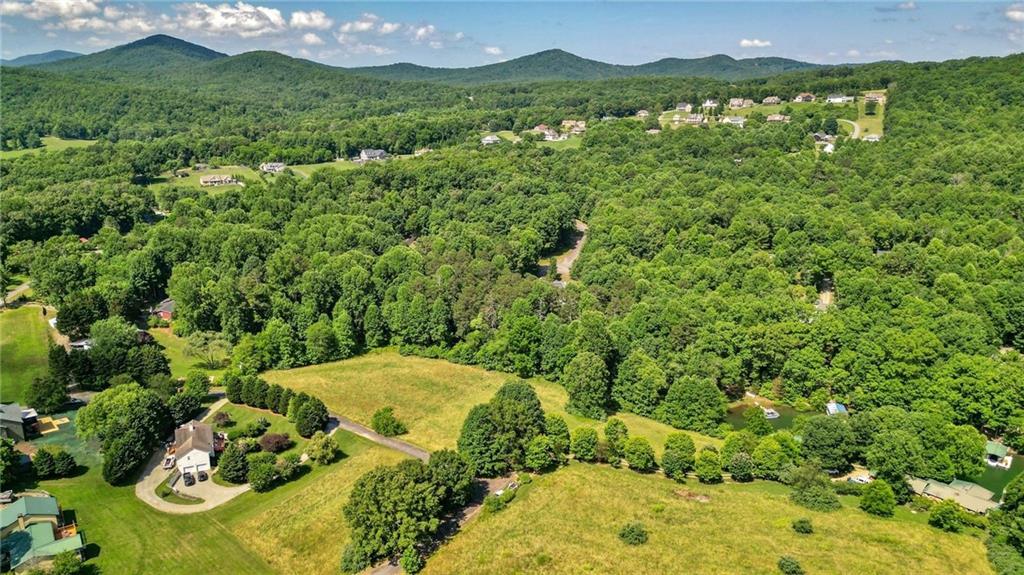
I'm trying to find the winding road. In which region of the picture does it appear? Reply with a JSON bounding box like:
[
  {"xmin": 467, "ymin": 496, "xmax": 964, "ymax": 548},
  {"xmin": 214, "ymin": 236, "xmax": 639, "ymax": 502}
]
[
  {"xmin": 1, "ymin": 282, "xmax": 30, "ymax": 307},
  {"xmin": 838, "ymin": 118, "xmax": 861, "ymax": 139},
  {"xmin": 554, "ymin": 219, "xmax": 588, "ymax": 282}
]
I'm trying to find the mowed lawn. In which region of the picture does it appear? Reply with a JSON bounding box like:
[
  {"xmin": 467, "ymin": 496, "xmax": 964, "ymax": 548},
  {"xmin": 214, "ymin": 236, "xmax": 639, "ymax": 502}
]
[
  {"xmin": 150, "ymin": 327, "xmax": 226, "ymax": 379},
  {"xmin": 858, "ymin": 91, "xmax": 886, "ymax": 138},
  {"xmin": 0, "ymin": 305, "xmax": 52, "ymax": 403},
  {"xmin": 211, "ymin": 403, "xmax": 308, "ymax": 457},
  {"xmin": 148, "ymin": 165, "xmax": 260, "ymax": 193},
  {"xmin": 264, "ymin": 350, "xmax": 718, "ymax": 454},
  {"xmin": 424, "ymin": 463, "xmax": 993, "ymax": 575},
  {"xmin": 0, "ymin": 136, "xmax": 94, "ymax": 159}
]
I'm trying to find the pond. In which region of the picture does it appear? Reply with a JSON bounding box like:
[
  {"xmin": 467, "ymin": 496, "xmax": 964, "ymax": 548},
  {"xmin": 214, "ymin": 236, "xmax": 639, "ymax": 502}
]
[
  {"xmin": 971, "ymin": 453, "xmax": 1024, "ymax": 501},
  {"xmin": 726, "ymin": 403, "xmax": 811, "ymax": 432}
]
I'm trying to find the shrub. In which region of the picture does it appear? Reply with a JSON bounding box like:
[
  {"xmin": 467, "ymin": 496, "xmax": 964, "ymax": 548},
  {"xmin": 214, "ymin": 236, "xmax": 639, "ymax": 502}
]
[
  {"xmin": 33, "ymin": 449, "xmax": 56, "ymax": 478},
  {"xmin": 570, "ymin": 427, "xmax": 599, "ymax": 462},
  {"xmin": 306, "ymin": 431, "xmax": 341, "ymax": 465},
  {"xmin": 860, "ymin": 479, "xmax": 896, "ymax": 517},
  {"xmin": 661, "ymin": 433, "xmax": 696, "ymax": 481},
  {"xmin": 525, "ymin": 435, "xmax": 556, "ymax": 472},
  {"xmin": 604, "ymin": 418, "xmax": 629, "ymax": 466},
  {"xmin": 371, "ymin": 406, "xmax": 408, "ymax": 437},
  {"xmin": 624, "ymin": 437, "xmax": 657, "ymax": 473},
  {"xmin": 789, "ymin": 462, "xmax": 841, "ymax": 512},
  {"xmin": 213, "ymin": 411, "xmax": 233, "ymax": 427},
  {"xmin": 929, "ymin": 499, "xmax": 964, "ymax": 532},
  {"xmin": 247, "ymin": 452, "xmax": 278, "ymax": 492},
  {"xmin": 833, "ymin": 480, "xmax": 865, "ymax": 496},
  {"xmin": 340, "ymin": 542, "xmax": 372, "ymax": 574},
  {"xmin": 791, "ymin": 518, "xmax": 813, "ymax": 535},
  {"xmin": 295, "ymin": 397, "xmax": 329, "ymax": 438},
  {"xmin": 483, "ymin": 494, "xmax": 507, "ymax": 514},
  {"xmin": 276, "ymin": 452, "xmax": 304, "ymax": 481},
  {"xmin": 618, "ymin": 522, "xmax": 648, "ymax": 545},
  {"xmin": 728, "ymin": 452, "xmax": 754, "ymax": 482},
  {"xmin": 778, "ymin": 555, "xmax": 805, "ymax": 575},
  {"xmin": 259, "ymin": 433, "xmax": 293, "ymax": 453},
  {"xmin": 545, "ymin": 414, "xmax": 571, "ymax": 455},
  {"xmin": 53, "ymin": 450, "xmax": 76, "ymax": 477},
  {"xmin": 399, "ymin": 546, "xmax": 424, "ymax": 574},
  {"xmin": 695, "ymin": 447, "xmax": 722, "ymax": 484}
]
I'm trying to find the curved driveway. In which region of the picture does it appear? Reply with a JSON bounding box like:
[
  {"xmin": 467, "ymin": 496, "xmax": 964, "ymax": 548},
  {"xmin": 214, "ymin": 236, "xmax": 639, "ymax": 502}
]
[{"xmin": 838, "ymin": 118, "xmax": 861, "ymax": 139}]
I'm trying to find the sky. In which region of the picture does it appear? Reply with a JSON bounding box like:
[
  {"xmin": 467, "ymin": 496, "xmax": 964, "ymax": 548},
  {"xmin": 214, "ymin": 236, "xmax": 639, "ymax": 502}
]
[{"xmin": 1, "ymin": 1, "xmax": 1023, "ymax": 67}]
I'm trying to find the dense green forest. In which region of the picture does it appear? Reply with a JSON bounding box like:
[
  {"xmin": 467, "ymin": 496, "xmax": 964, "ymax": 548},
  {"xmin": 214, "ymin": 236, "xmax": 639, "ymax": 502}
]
[{"xmin": 2, "ymin": 37, "xmax": 1023, "ymax": 572}]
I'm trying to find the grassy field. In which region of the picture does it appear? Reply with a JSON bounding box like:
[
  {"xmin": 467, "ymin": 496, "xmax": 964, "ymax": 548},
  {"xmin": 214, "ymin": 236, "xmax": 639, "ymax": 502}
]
[
  {"xmin": 148, "ymin": 165, "xmax": 260, "ymax": 193},
  {"xmin": 264, "ymin": 350, "xmax": 718, "ymax": 454},
  {"xmin": 537, "ymin": 137, "xmax": 583, "ymax": 150},
  {"xmin": 0, "ymin": 305, "xmax": 52, "ymax": 403},
  {"xmin": 424, "ymin": 463, "xmax": 992, "ymax": 575},
  {"xmin": 286, "ymin": 160, "xmax": 360, "ymax": 177},
  {"xmin": 0, "ymin": 136, "xmax": 94, "ymax": 159},
  {"xmin": 857, "ymin": 91, "xmax": 886, "ymax": 139},
  {"xmin": 149, "ymin": 327, "xmax": 226, "ymax": 379}
]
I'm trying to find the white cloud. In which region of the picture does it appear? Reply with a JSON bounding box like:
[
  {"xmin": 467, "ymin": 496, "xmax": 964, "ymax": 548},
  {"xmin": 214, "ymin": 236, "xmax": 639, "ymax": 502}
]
[
  {"xmin": 483, "ymin": 45, "xmax": 503, "ymax": 56},
  {"xmin": 1007, "ymin": 4, "xmax": 1024, "ymax": 22},
  {"xmin": 378, "ymin": 21, "xmax": 400, "ymax": 34},
  {"xmin": 454, "ymin": 31, "xmax": 464, "ymax": 41},
  {"xmin": 847, "ymin": 49, "xmax": 862, "ymax": 57},
  {"xmin": 335, "ymin": 31, "xmax": 393, "ymax": 55},
  {"xmin": 739, "ymin": 38, "xmax": 772, "ymax": 48},
  {"xmin": 79, "ymin": 34, "xmax": 117, "ymax": 47},
  {"xmin": 301, "ymin": 32, "xmax": 324, "ymax": 45},
  {"xmin": 175, "ymin": 1, "xmax": 287, "ymax": 38},
  {"xmin": 411, "ymin": 24, "xmax": 436, "ymax": 42},
  {"xmin": 898, "ymin": 1, "xmax": 917, "ymax": 10},
  {"xmin": 338, "ymin": 12, "xmax": 378, "ymax": 33},
  {"xmin": 1, "ymin": 0, "xmax": 101, "ymax": 20},
  {"xmin": 289, "ymin": 9, "xmax": 331, "ymax": 30},
  {"xmin": 428, "ymin": 40, "xmax": 443, "ymax": 49}
]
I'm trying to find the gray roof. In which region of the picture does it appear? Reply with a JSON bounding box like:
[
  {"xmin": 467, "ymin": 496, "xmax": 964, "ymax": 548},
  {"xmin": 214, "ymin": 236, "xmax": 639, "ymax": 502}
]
[
  {"xmin": 174, "ymin": 421, "xmax": 214, "ymax": 456},
  {"xmin": 153, "ymin": 298, "xmax": 175, "ymax": 314},
  {"xmin": 1, "ymin": 403, "xmax": 23, "ymax": 424}
]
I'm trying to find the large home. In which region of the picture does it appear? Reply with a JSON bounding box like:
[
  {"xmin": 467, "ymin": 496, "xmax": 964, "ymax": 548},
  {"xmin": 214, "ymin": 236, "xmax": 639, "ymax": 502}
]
[
  {"xmin": 676, "ymin": 102, "xmax": 692, "ymax": 112},
  {"xmin": 359, "ymin": 148, "xmax": 388, "ymax": 161},
  {"xmin": 635, "ymin": 110, "xmax": 650, "ymax": 119},
  {"xmin": 766, "ymin": 114, "xmax": 791, "ymax": 123},
  {"xmin": 172, "ymin": 421, "xmax": 216, "ymax": 476},
  {"xmin": 763, "ymin": 96, "xmax": 782, "ymax": 105},
  {"xmin": 986, "ymin": 441, "xmax": 1012, "ymax": 469},
  {"xmin": 542, "ymin": 129, "xmax": 565, "ymax": 142},
  {"xmin": 719, "ymin": 116, "xmax": 746, "ymax": 127},
  {"xmin": 480, "ymin": 135, "xmax": 502, "ymax": 145},
  {"xmin": 150, "ymin": 298, "xmax": 175, "ymax": 322},
  {"xmin": 259, "ymin": 162, "xmax": 286, "ymax": 173},
  {"xmin": 561, "ymin": 120, "xmax": 587, "ymax": 134},
  {"xmin": 198, "ymin": 174, "xmax": 236, "ymax": 187},
  {"xmin": 685, "ymin": 113, "xmax": 705, "ymax": 125},
  {"xmin": 0, "ymin": 404, "xmax": 36, "ymax": 442},
  {"xmin": 908, "ymin": 478, "xmax": 999, "ymax": 514},
  {"xmin": 728, "ymin": 98, "xmax": 746, "ymax": 109},
  {"xmin": 827, "ymin": 94, "xmax": 855, "ymax": 104},
  {"xmin": 794, "ymin": 92, "xmax": 816, "ymax": 103},
  {"xmin": 702, "ymin": 99, "xmax": 718, "ymax": 109},
  {"xmin": 0, "ymin": 494, "xmax": 85, "ymax": 572}
]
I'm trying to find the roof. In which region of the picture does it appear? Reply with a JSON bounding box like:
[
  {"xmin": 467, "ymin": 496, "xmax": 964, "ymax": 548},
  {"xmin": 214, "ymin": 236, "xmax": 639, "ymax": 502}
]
[
  {"xmin": 1, "ymin": 522, "xmax": 85, "ymax": 569},
  {"xmin": 986, "ymin": 441, "xmax": 1009, "ymax": 458},
  {"xmin": 361, "ymin": 148, "xmax": 387, "ymax": 157},
  {"xmin": 1, "ymin": 496, "xmax": 61, "ymax": 530},
  {"xmin": 910, "ymin": 477, "xmax": 999, "ymax": 514},
  {"xmin": 1, "ymin": 403, "xmax": 23, "ymax": 424},
  {"xmin": 825, "ymin": 401, "xmax": 848, "ymax": 415},
  {"xmin": 153, "ymin": 298, "xmax": 175, "ymax": 314},
  {"xmin": 174, "ymin": 421, "xmax": 214, "ymax": 456}
]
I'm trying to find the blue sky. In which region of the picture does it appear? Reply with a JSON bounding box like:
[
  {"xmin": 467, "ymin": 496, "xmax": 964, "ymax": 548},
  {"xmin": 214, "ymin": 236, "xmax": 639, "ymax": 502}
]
[{"xmin": 2, "ymin": 1, "xmax": 1022, "ymax": 66}]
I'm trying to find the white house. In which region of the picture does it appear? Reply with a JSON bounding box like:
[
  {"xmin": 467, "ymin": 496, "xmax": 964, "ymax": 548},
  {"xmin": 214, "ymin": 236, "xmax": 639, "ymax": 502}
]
[
  {"xmin": 481, "ymin": 135, "xmax": 502, "ymax": 145},
  {"xmin": 702, "ymin": 99, "xmax": 718, "ymax": 109},
  {"xmin": 863, "ymin": 134, "xmax": 881, "ymax": 142},
  {"xmin": 827, "ymin": 94, "xmax": 854, "ymax": 104},
  {"xmin": 173, "ymin": 420, "xmax": 214, "ymax": 476},
  {"xmin": 636, "ymin": 110, "xmax": 650, "ymax": 118},
  {"xmin": 259, "ymin": 162, "xmax": 286, "ymax": 173},
  {"xmin": 719, "ymin": 116, "xmax": 746, "ymax": 127},
  {"xmin": 359, "ymin": 149, "xmax": 388, "ymax": 161},
  {"xmin": 676, "ymin": 102, "xmax": 692, "ymax": 112}
]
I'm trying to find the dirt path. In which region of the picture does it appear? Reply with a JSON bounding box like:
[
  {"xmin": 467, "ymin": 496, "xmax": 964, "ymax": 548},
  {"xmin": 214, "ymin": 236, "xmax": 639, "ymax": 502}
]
[
  {"xmin": 555, "ymin": 219, "xmax": 588, "ymax": 282},
  {"xmin": 326, "ymin": 413, "xmax": 430, "ymax": 462},
  {"xmin": 1, "ymin": 282, "xmax": 30, "ymax": 306},
  {"xmin": 838, "ymin": 118, "xmax": 861, "ymax": 139}
]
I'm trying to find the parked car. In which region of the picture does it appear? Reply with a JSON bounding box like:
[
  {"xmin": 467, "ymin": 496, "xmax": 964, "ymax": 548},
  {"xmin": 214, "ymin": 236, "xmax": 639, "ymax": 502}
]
[
  {"xmin": 183, "ymin": 472, "xmax": 195, "ymax": 487},
  {"xmin": 197, "ymin": 470, "xmax": 209, "ymax": 482},
  {"xmin": 162, "ymin": 456, "xmax": 176, "ymax": 469}
]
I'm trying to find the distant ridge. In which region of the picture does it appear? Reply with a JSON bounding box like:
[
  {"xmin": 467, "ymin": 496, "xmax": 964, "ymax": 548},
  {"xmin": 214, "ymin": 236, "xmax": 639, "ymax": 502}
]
[
  {"xmin": 38, "ymin": 34, "xmax": 226, "ymax": 73},
  {"xmin": 347, "ymin": 48, "xmax": 819, "ymax": 84},
  {"xmin": 2, "ymin": 50, "xmax": 82, "ymax": 67}
]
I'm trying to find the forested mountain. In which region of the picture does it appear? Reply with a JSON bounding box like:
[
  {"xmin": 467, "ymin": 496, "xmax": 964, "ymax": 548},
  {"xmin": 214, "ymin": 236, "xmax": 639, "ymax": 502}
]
[
  {"xmin": 37, "ymin": 34, "xmax": 226, "ymax": 73},
  {"xmin": 1, "ymin": 50, "xmax": 82, "ymax": 67},
  {"xmin": 349, "ymin": 49, "xmax": 818, "ymax": 83}
]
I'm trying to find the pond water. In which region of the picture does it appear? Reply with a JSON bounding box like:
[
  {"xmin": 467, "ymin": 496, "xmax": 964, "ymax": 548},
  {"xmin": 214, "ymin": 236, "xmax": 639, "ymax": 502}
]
[
  {"xmin": 971, "ymin": 454, "xmax": 1024, "ymax": 501},
  {"xmin": 726, "ymin": 404, "xmax": 807, "ymax": 432}
]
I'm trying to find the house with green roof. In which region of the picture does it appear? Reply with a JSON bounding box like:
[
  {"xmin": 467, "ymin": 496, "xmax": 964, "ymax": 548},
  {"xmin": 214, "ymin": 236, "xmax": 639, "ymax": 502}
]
[
  {"xmin": 985, "ymin": 440, "xmax": 1012, "ymax": 469},
  {"xmin": 0, "ymin": 494, "xmax": 84, "ymax": 572}
]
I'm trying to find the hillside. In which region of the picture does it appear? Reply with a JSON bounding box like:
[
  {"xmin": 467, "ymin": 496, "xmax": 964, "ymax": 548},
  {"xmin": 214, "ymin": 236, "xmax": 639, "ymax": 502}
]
[
  {"xmin": 38, "ymin": 34, "xmax": 226, "ymax": 73},
  {"xmin": 348, "ymin": 49, "xmax": 819, "ymax": 84},
  {"xmin": 1, "ymin": 50, "xmax": 82, "ymax": 67}
]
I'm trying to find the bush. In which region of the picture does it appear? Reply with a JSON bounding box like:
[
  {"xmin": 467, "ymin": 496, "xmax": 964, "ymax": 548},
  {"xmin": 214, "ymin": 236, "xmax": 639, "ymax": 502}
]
[
  {"xmin": 276, "ymin": 452, "xmax": 304, "ymax": 481},
  {"xmin": 833, "ymin": 481, "xmax": 865, "ymax": 496},
  {"xmin": 340, "ymin": 542, "xmax": 372, "ymax": 574},
  {"xmin": 53, "ymin": 449, "xmax": 76, "ymax": 477},
  {"xmin": 778, "ymin": 555, "xmax": 805, "ymax": 575},
  {"xmin": 259, "ymin": 433, "xmax": 293, "ymax": 453},
  {"xmin": 791, "ymin": 518, "xmax": 813, "ymax": 534},
  {"xmin": 213, "ymin": 411, "xmax": 234, "ymax": 427},
  {"xmin": 525, "ymin": 435, "xmax": 556, "ymax": 472},
  {"xmin": 295, "ymin": 397, "xmax": 329, "ymax": 438},
  {"xmin": 306, "ymin": 431, "xmax": 341, "ymax": 465},
  {"xmin": 729, "ymin": 452, "xmax": 754, "ymax": 482},
  {"xmin": 695, "ymin": 447, "xmax": 722, "ymax": 484},
  {"xmin": 247, "ymin": 452, "xmax": 278, "ymax": 492},
  {"xmin": 860, "ymin": 479, "xmax": 896, "ymax": 517},
  {"xmin": 370, "ymin": 406, "xmax": 408, "ymax": 437},
  {"xmin": 217, "ymin": 442, "xmax": 249, "ymax": 484},
  {"xmin": 624, "ymin": 437, "xmax": 657, "ymax": 473},
  {"xmin": 570, "ymin": 427, "xmax": 599, "ymax": 462},
  {"xmin": 618, "ymin": 522, "xmax": 648, "ymax": 545},
  {"xmin": 929, "ymin": 499, "xmax": 964, "ymax": 532},
  {"xmin": 661, "ymin": 433, "xmax": 696, "ymax": 481},
  {"xmin": 789, "ymin": 462, "xmax": 841, "ymax": 512},
  {"xmin": 399, "ymin": 546, "xmax": 424, "ymax": 574}
]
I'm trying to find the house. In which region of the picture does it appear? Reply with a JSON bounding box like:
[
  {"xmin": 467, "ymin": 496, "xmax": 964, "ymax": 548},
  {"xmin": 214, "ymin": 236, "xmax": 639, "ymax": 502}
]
[
  {"xmin": 534, "ymin": 124, "xmax": 549, "ymax": 132},
  {"xmin": 766, "ymin": 114, "xmax": 791, "ymax": 123},
  {"xmin": 173, "ymin": 420, "xmax": 215, "ymax": 476},
  {"xmin": 193, "ymin": 163, "xmax": 208, "ymax": 171},
  {"xmin": 985, "ymin": 441, "xmax": 1012, "ymax": 469},
  {"xmin": 863, "ymin": 134, "xmax": 881, "ymax": 142},
  {"xmin": 0, "ymin": 494, "xmax": 85, "ymax": 572},
  {"xmin": 636, "ymin": 110, "xmax": 650, "ymax": 118},
  {"xmin": 865, "ymin": 92, "xmax": 887, "ymax": 104},
  {"xmin": 702, "ymin": 99, "xmax": 718, "ymax": 109},
  {"xmin": 908, "ymin": 478, "xmax": 999, "ymax": 514},
  {"xmin": 151, "ymin": 298, "xmax": 175, "ymax": 322},
  {"xmin": 827, "ymin": 94, "xmax": 854, "ymax": 104},
  {"xmin": 719, "ymin": 116, "xmax": 746, "ymax": 127},
  {"xmin": 542, "ymin": 129, "xmax": 564, "ymax": 142},
  {"xmin": 825, "ymin": 400, "xmax": 848, "ymax": 415},
  {"xmin": 0, "ymin": 404, "xmax": 36, "ymax": 442},
  {"xmin": 359, "ymin": 149, "xmax": 389, "ymax": 161},
  {"xmin": 645, "ymin": 128, "xmax": 661, "ymax": 134},
  {"xmin": 561, "ymin": 120, "xmax": 586, "ymax": 133},
  {"xmin": 259, "ymin": 162, "xmax": 286, "ymax": 173},
  {"xmin": 198, "ymin": 174, "xmax": 236, "ymax": 187},
  {"xmin": 676, "ymin": 102, "xmax": 692, "ymax": 112},
  {"xmin": 794, "ymin": 92, "xmax": 816, "ymax": 103},
  {"xmin": 413, "ymin": 148, "xmax": 432, "ymax": 156},
  {"xmin": 480, "ymin": 135, "xmax": 502, "ymax": 145},
  {"xmin": 728, "ymin": 98, "xmax": 746, "ymax": 109},
  {"xmin": 685, "ymin": 113, "xmax": 705, "ymax": 125},
  {"xmin": 813, "ymin": 132, "xmax": 836, "ymax": 143},
  {"xmin": 763, "ymin": 96, "xmax": 782, "ymax": 105}
]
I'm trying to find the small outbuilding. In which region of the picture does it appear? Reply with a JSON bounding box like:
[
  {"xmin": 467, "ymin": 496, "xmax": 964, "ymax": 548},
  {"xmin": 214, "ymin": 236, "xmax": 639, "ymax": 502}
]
[{"xmin": 825, "ymin": 400, "xmax": 848, "ymax": 416}]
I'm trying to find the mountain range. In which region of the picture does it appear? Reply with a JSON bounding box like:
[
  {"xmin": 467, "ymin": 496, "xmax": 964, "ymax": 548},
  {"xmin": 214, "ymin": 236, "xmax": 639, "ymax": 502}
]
[{"xmin": 18, "ymin": 34, "xmax": 819, "ymax": 84}]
